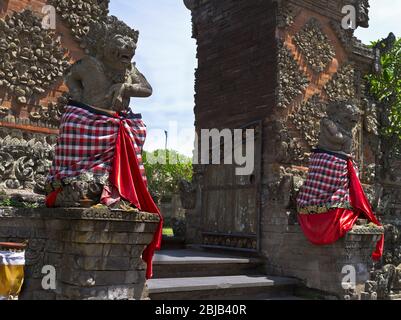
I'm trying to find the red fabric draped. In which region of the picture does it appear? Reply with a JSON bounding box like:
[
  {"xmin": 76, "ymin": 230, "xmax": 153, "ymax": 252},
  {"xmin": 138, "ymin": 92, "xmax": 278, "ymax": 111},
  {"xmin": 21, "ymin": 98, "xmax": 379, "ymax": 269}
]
[
  {"xmin": 111, "ymin": 122, "xmax": 163, "ymax": 279},
  {"xmin": 298, "ymin": 159, "xmax": 383, "ymax": 261}
]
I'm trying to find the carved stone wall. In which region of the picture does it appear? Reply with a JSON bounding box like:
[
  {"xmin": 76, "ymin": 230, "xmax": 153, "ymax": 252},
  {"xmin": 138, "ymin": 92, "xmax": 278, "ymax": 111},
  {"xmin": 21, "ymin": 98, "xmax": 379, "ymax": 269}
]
[
  {"xmin": 0, "ymin": 0, "xmax": 107, "ymax": 195},
  {"xmin": 48, "ymin": 0, "xmax": 109, "ymax": 44},
  {"xmin": 0, "ymin": 9, "xmax": 70, "ymax": 104}
]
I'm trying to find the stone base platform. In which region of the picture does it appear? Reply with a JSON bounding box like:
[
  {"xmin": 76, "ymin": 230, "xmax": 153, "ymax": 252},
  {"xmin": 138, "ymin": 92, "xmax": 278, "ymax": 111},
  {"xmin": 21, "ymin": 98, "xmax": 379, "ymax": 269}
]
[
  {"xmin": 263, "ymin": 223, "xmax": 384, "ymax": 300},
  {"xmin": 0, "ymin": 206, "xmax": 160, "ymax": 300}
]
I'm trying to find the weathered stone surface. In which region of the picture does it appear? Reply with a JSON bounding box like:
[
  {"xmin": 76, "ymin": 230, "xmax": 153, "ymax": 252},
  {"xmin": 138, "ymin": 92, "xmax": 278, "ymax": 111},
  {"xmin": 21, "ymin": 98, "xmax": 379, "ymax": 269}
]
[
  {"xmin": 0, "ymin": 10, "xmax": 70, "ymax": 106},
  {"xmin": 294, "ymin": 18, "xmax": 335, "ymax": 73},
  {"xmin": 277, "ymin": 42, "xmax": 309, "ymax": 109},
  {"xmin": 324, "ymin": 64, "xmax": 356, "ymax": 102},
  {"xmin": 0, "ymin": 207, "xmax": 158, "ymax": 300},
  {"xmin": 0, "ymin": 128, "xmax": 56, "ymax": 193}
]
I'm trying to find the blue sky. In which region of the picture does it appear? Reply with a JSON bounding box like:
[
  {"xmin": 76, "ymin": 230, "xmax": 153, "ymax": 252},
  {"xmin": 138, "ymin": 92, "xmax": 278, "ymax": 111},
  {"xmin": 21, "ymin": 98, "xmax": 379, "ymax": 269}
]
[{"xmin": 109, "ymin": 0, "xmax": 401, "ymax": 156}]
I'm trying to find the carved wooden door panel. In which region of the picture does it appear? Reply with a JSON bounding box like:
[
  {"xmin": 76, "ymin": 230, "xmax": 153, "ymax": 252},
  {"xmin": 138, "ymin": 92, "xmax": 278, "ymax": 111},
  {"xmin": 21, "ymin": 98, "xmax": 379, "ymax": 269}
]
[{"xmin": 200, "ymin": 122, "xmax": 262, "ymax": 252}]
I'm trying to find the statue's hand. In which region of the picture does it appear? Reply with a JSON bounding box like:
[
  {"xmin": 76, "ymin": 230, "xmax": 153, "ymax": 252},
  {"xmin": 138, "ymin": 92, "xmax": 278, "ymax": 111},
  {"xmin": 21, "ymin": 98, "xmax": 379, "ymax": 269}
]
[{"xmin": 106, "ymin": 83, "xmax": 127, "ymax": 112}]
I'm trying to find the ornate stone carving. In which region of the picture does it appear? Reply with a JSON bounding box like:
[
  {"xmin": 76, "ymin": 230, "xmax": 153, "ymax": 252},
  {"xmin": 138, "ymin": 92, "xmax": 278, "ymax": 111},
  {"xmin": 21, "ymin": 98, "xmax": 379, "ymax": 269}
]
[
  {"xmin": 294, "ymin": 18, "xmax": 335, "ymax": 73},
  {"xmin": 318, "ymin": 101, "xmax": 361, "ymax": 155},
  {"xmin": 66, "ymin": 15, "xmax": 151, "ymax": 112},
  {"xmin": 362, "ymin": 99, "xmax": 379, "ymax": 136},
  {"xmin": 324, "ymin": 64, "xmax": 356, "ymax": 102},
  {"xmin": 0, "ymin": 93, "xmax": 68, "ymax": 130},
  {"xmin": 276, "ymin": 0, "xmax": 301, "ymax": 28},
  {"xmin": 277, "ymin": 43, "xmax": 309, "ymax": 108},
  {"xmin": 0, "ymin": 10, "xmax": 70, "ymax": 104},
  {"xmin": 289, "ymin": 95, "xmax": 327, "ymax": 148},
  {"xmin": 354, "ymin": 0, "xmax": 370, "ymax": 28},
  {"xmin": 49, "ymin": 0, "xmax": 110, "ymax": 43},
  {"xmin": 0, "ymin": 128, "xmax": 56, "ymax": 194},
  {"xmin": 273, "ymin": 120, "xmax": 305, "ymax": 163}
]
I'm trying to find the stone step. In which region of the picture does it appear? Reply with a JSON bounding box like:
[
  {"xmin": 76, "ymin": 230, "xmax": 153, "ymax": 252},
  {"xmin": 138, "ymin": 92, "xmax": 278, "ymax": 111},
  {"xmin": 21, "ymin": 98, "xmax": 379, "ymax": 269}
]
[
  {"xmin": 147, "ymin": 275, "xmax": 299, "ymax": 300},
  {"xmin": 153, "ymin": 249, "xmax": 264, "ymax": 278}
]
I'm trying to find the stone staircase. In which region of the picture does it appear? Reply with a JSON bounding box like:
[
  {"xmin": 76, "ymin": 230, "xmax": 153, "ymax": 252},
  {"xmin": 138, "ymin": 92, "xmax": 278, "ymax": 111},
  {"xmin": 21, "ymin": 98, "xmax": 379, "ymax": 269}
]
[{"xmin": 147, "ymin": 248, "xmax": 303, "ymax": 300}]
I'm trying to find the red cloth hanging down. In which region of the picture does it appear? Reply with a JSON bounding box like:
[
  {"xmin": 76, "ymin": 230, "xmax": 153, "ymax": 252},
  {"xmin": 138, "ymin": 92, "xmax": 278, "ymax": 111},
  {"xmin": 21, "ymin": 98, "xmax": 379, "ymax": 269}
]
[
  {"xmin": 111, "ymin": 121, "xmax": 163, "ymax": 279},
  {"xmin": 298, "ymin": 159, "xmax": 383, "ymax": 261}
]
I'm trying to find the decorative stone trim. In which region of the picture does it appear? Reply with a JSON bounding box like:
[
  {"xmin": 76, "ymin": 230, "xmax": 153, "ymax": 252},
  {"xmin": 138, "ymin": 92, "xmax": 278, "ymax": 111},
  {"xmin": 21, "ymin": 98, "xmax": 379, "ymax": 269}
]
[
  {"xmin": 349, "ymin": 224, "xmax": 384, "ymax": 235},
  {"xmin": 289, "ymin": 94, "xmax": 327, "ymax": 148},
  {"xmin": 0, "ymin": 128, "xmax": 56, "ymax": 193},
  {"xmin": 0, "ymin": 207, "xmax": 160, "ymax": 223}
]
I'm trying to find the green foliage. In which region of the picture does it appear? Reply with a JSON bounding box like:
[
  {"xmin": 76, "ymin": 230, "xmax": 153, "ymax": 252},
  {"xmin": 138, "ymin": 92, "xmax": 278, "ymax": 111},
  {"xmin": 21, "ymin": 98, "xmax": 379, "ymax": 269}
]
[
  {"xmin": 367, "ymin": 37, "xmax": 401, "ymax": 138},
  {"xmin": 143, "ymin": 149, "xmax": 192, "ymax": 202}
]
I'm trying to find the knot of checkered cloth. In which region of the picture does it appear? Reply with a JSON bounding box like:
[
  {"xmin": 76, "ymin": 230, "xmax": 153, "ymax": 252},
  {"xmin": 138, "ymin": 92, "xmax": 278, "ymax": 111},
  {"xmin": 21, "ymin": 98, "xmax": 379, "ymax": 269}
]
[{"xmin": 47, "ymin": 104, "xmax": 147, "ymax": 185}]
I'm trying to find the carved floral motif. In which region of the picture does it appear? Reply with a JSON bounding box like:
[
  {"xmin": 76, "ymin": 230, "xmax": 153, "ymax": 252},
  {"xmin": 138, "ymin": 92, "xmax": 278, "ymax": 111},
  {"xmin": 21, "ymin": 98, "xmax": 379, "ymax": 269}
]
[
  {"xmin": 0, "ymin": 128, "xmax": 56, "ymax": 193},
  {"xmin": 48, "ymin": 0, "xmax": 110, "ymax": 43},
  {"xmin": 294, "ymin": 18, "xmax": 335, "ymax": 73}
]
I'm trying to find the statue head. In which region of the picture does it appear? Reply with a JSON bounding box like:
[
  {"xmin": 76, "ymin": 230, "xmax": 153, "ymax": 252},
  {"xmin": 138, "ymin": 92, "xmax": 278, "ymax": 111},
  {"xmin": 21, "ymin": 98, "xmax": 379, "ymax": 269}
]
[
  {"xmin": 327, "ymin": 101, "xmax": 361, "ymax": 131},
  {"xmin": 83, "ymin": 15, "xmax": 139, "ymax": 71},
  {"xmin": 356, "ymin": 0, "xmax": 370, "ymax": 28}
]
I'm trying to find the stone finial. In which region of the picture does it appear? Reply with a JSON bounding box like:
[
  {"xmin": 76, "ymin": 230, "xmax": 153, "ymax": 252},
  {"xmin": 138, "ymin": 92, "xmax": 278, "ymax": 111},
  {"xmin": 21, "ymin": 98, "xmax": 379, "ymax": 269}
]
[{"xmin": 355, "ymin": 0, "xmax": 370, "ymax": 28}]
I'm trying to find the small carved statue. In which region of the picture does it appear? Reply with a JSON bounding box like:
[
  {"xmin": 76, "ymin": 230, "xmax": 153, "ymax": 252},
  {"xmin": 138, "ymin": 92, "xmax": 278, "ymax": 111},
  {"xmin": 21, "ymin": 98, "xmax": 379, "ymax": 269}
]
[{"xmin": 318, "ymin": 101, "xmax": 361, "ymax": 156}]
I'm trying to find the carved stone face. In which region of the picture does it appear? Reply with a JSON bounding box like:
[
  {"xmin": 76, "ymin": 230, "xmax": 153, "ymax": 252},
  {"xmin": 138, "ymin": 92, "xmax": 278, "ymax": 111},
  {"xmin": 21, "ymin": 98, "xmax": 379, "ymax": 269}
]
[
  {"xmin": 342, "ymin": 104, "xmax": 360, "ymax": 129},
  {"xmin": 329, "ymin": 102, "xmax": 361, "ymax": 131},
  {"xmin": 102, "ymin": 34, "xmax": 137, "ymax": 71}
]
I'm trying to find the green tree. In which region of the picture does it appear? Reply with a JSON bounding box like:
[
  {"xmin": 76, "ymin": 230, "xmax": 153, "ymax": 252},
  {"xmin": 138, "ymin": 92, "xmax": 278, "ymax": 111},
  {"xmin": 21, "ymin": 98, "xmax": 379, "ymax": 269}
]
[
  {"xmin": 367, "ymin": 36, "xmax": 401, "ymax": 138},
  {"xmin": 143, "ymin": 149, "xmax": 192, "ymax": 203}
]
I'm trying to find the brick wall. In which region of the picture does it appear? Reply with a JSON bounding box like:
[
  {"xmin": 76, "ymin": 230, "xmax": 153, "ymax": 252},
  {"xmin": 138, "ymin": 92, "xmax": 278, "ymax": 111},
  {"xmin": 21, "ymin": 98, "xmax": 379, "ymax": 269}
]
[
  {"xmin": 0, "ymin": 0, "xmax": 84, "ymax": 134},
  {"xmin": 193, "ymin": 0, "xmax": 277, "ymax": 130}
]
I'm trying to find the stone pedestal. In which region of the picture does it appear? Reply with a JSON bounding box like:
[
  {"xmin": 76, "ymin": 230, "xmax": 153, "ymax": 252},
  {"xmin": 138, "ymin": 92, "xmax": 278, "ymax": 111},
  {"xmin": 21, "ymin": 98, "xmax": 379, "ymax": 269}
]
[
  {"xmin": 262, "ymin": 222, "xmax": 384, "ymax": 299},
  {"xmin": 0, "ymin": 207, "xmax": 159, "ymax": 300}
]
